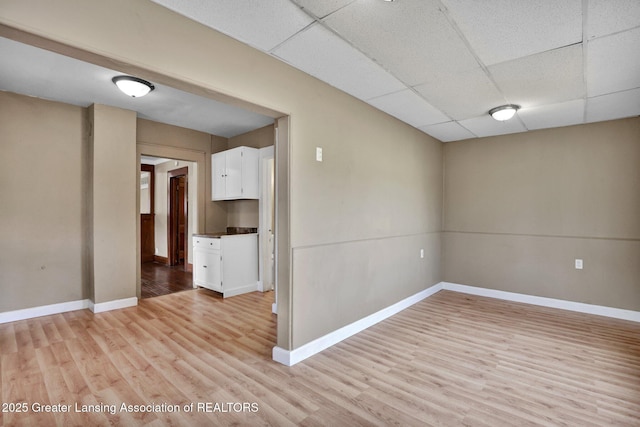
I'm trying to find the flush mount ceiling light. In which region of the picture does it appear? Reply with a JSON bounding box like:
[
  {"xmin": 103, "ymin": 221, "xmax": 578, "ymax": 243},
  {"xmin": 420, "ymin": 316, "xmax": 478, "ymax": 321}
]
[
  {"xmin": 112, "ymin": 75, "xmax": 155, "ymax": 98},
  {"xmin": 489, "ymin": 104, "xmax": 520, "ymax": 121}
]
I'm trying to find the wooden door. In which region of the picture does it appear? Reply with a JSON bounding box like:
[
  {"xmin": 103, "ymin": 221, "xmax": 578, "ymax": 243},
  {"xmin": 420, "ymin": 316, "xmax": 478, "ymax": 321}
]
[
  {"xmin": 176, "ymin": 175, "xmax": 187, "ymax": 263},
  {"xmin": 168, "ymin": 167, "xmax": 188, "ymax": 268},
  {"xmin": 140, "ymin": 164, "xmax": 155, "ymax": 263}
]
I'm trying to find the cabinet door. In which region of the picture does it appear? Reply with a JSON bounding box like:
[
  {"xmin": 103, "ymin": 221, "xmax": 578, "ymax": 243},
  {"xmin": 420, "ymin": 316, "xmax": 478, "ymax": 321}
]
[
  {"xmin": 212, "ymin": 152, "xmax": 227, "ymax": 200},
  {"xmin": 240, "ymin": 148, "xmax": 259, "ymax": 199},
  {"xmin": 225, "ymin": 148, "xmax": 243, "ymax": 198},
  {"xmin": 194, "ymin": 249, "xmax": 222, "ymax": 292},
  {"xmin": 206, "ymin": 250, "xmax": 222, "ymax": 292},
  {"xmin": 193, "ymin": 249, "xmax": 208, "ymax": 286}
]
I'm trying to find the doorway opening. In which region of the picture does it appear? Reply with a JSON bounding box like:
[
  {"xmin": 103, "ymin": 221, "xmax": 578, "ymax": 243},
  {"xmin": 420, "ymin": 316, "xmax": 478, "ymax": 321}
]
[
  {"xmin": 140, "ymin": 156, "xmax": 197, "ymax": 299},
  {"xmin": 168, "ymin": 167, "xmax": 188, "ymax": 269},
  {"xmin": 140, "ymin": 164, "xmax": 155, "ymax": 264}
]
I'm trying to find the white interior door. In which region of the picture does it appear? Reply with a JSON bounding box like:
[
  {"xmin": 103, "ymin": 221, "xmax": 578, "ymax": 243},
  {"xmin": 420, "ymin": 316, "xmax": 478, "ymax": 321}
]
[
  {"xmin": 259, "ymin": 145, "xmax": 275, "ymax": 294},
  {"xmin": 265, "ymin": 158, "xmax": 275, "ymax": 289}
]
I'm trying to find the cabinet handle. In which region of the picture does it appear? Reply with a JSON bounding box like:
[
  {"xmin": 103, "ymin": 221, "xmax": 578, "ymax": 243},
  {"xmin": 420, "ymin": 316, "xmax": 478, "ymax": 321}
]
[{"xmin": 203, "ymin": 265, "xmax": 207, "ymax": 268}]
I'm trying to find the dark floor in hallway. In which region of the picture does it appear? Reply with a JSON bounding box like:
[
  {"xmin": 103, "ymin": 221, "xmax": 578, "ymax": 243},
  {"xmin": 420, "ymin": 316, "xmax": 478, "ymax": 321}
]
[{"xmin": 141, "ymin": 262, "xmax": 194, "ymax": 299}]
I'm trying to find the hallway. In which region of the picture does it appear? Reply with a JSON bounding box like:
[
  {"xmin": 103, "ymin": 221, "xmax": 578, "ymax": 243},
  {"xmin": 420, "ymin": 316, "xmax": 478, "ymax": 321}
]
[{"xmin": 141, "ymin": 262, "xmax": 194, "ymax": 299}]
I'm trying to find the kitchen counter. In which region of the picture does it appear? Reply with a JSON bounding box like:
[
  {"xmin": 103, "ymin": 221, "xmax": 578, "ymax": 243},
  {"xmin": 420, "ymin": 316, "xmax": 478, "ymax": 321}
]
[
  {"xmin": 193, "ymin": 227, "xmax": 258, "ymax": 238},
  {"xmin": 193, "ymin": 232, "xmax": 258, "ymax": 238}
]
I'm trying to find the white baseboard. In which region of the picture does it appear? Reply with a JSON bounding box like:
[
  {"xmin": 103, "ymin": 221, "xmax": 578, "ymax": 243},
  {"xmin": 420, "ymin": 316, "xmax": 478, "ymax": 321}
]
[
  {"xmin": 0, "ymin": 299, "xmax": 90, "ymax": 324},
  {"xmin": 1, "ymin": 296, "xmax": 139, "ymax": 323},
  {"xmin": 272, "ymin": 283, "xmax": 443, "ymax": 366},
  {"xmin": 89, "ymin": 297, "xmax": 138, "ymax": 314},
  {"xmin": 441, "ymin": 282, "xmax": 640, "ymax": 323},
  {"xmin": 273, "ymin": 281, "xmax": 640, "ymax": 366},
  {"xmin": 223, "ymin": 282, "xmax": 259, "ymax": 298}
]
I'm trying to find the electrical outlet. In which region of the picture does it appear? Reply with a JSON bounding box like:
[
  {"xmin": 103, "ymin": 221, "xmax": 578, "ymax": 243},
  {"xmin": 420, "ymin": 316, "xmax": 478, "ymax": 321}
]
[
  {"xmin": 575, "ymin": 259, "xmax": 583, "ymax": 270},
  {"xmin": 316, "ymin": 147, "xmax": 323, "ymax": 162},
  {"xmin": 420, "ymin": 249, "xmax": 424, "ymax": 259}
]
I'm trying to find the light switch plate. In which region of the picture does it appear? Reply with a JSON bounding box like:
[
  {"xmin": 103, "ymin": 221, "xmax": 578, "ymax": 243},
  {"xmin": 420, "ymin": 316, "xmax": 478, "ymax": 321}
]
[
  {"xmin": 575, "ymin": 259, "xmax": 583, "ymax": 269},
  {"xmin": 316, "ymin": 147, "xmax": 323, "ymax": 162}
]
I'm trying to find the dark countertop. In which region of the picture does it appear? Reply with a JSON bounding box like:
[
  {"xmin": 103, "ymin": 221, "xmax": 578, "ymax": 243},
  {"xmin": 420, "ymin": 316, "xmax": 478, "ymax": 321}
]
[
  {"xmin": 194, "ymin": 227, "xmax": 258, "ymax": 239},
  {"xmin": 193, "ymin": 232, "xmax": 258, "ymax": 238}
]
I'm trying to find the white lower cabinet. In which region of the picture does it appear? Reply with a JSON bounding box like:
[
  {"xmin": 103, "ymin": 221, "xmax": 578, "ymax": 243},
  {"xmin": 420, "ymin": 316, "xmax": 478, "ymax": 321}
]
[
  {"xmin": 193, "ymin": 234, "xmax": 258, "ymax": 297},
  {"xmin": 193, "ymin": 247, "xmax": 222, "ymax": 292}
]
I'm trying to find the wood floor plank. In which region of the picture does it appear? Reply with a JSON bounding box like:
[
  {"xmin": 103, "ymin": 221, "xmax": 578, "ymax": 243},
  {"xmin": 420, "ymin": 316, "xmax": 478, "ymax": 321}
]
[
  {"xmin": 35, "ymin": 345, "xmax": 80, "ymax": 427},
  {"xmin": 12, "ymin": 322, "xmax": 33, "ymax": 351},
  {"xmin": 0, "ymin": 324, "xmax": 17, "ymax": 355},
  {"xmin": 47, "ymin": 340, "xmax": 90, "ymax": 397},
  {"xmin": 64, "ymin": 337, "xmax": 123, "ymax": 394}
]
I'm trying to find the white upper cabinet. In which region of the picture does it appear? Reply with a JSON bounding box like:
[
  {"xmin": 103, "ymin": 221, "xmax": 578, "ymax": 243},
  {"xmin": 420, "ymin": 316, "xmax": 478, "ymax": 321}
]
[{"xmin": 212, "ymin": 146, "xmax": 259, "ymax": 200}]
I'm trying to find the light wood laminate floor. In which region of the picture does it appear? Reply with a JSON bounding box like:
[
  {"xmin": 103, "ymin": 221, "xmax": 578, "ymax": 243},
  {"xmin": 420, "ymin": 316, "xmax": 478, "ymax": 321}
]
[{"xmin": 1, "ymin": 289, "xmax": 639, "ymax": 426}]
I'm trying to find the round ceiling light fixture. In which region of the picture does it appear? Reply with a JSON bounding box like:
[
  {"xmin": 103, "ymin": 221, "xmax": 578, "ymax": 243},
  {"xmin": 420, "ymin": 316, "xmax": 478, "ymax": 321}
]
[
  {"xmin": 112, "ymin": 75, "xmax": 155, "ymax": 98},
  {"xmin": 489, "ymin": 104, "xmax": 520, "ymax": 121}
]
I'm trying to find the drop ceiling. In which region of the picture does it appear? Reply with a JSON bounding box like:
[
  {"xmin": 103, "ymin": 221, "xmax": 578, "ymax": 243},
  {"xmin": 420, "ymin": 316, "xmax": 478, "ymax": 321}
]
[
  {"xmin": 1, "ymin": 0, "xmax": 639, "ymax": 142},
  {"xmin": 151, "ymin": 0, "xmax": 640, "ymax": 141}
]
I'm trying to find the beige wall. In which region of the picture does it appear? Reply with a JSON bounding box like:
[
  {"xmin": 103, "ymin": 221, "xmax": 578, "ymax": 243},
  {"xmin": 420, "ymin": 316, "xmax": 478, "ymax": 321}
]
[
  {"xmin": 291, "ymin": 118, "xmax": 443, "ymax": 346},
  {"xmin": 0, "ymin": 0, "xmax": 443, "ymax": 349},
  {"xmin": 443, "ymin": 118, "xmax": 640, "ymax": 310},
  {"xmin": 0, "ymin": 91, "xmax": 89, "ymax": 311},
  {"xmin": 225, "ymin": 201, "xmax": 259, "ymax": 228},
  {"xmin": 89, "ymin": 104, "xmax": 137, "ymax": 304},
  {"xmin": 228, "ymin": 124, "xmax": 275, "ymax": 149}
]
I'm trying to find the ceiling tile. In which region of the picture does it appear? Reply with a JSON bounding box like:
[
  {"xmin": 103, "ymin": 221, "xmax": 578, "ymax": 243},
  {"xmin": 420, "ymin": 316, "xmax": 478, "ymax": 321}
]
[
  {"xmin": 151, "ymin": 0, "xmax": 314, "ymax": 51},
  {"xmin": 518, "ymin": 99, "xmax": 585, "ymax": 130},
  {"xmin": 271, "ymin": 24, "xmax": 406, "ymax": 100},
  {"xmin": 419, "ymin": 121, "xmax": 476, "ymax": 142},
  {"xmin": 489, "ymin": 44, "xmax": 585, "ymax": 108},
  {"xmin": 292, "ymin": 0, "xmax": 355, "ymax": 19},
  {"xmin": 323, "ymin": 0, "xmax": 479, "ymax": 86},
  {"xmin": 458, "ymin": 114, "xmax": 527, "ymax": 138},
  {"xmin": 367, "ymin": 89, "xmax": 450, "ymax": 128},
  {"xmin": 587, "ymin": 27, "xmax": 640, "ymax": 97},
  {"xmin": 586, "ymin": 88, "xmax": 640, "ymax": 123},
  {"xmin": 413, "ymin": 67, "xmax": 506, "ymax": 121},
  {"xmin": 586, "ymin": 0, "xmax": 640, "ymax": 39},
  {"xmin": 441, "ymin": 0, "xmax": 582, "ymax": 66}
]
